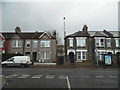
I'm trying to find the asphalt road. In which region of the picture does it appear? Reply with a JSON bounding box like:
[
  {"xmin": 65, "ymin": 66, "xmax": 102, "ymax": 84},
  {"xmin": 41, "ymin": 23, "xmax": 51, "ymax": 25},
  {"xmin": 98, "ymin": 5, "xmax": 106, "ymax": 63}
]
[{"xmin": 1, "ymin": 67, "xmax": 119, "ymax": 89}]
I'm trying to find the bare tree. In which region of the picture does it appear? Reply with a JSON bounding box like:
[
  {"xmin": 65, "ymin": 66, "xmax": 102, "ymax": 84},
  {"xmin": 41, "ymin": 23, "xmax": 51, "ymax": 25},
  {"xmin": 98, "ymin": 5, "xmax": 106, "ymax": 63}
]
[{"xmin": 48, "ymin": 30, "xmax": 63, "ymax": 45}]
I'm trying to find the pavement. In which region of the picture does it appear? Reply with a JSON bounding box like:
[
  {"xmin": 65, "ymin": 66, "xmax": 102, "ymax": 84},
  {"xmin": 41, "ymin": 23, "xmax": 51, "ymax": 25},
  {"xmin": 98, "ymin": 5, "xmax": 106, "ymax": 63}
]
[{"xmin": 31, "ymin": 62, "xmax": 119, "ymax": 68}]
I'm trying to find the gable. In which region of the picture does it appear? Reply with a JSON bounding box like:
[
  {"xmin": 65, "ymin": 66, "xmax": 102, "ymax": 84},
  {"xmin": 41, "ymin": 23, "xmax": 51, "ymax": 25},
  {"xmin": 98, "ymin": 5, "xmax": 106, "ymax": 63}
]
[
  {"xmin": 11, "ymin": 34, "xmax": 22, "ymax": 39},
  {"xmin": 41, "ymin": 34, "xmax": 50, "ymax": 39}
]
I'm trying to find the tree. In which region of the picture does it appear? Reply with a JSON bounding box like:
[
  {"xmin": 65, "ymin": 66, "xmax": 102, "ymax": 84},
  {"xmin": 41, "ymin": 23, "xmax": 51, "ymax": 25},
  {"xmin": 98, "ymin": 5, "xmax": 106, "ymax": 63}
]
[{"xmin": 48, "ymin": 30, "xmax": 63, "ymax": 45}]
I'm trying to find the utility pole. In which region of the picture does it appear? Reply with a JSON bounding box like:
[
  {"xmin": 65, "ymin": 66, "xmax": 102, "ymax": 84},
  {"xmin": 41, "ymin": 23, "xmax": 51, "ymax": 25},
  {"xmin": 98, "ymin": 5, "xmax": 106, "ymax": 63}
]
[{"xmin": 63, "ymin": 17, "xmax": 66, "ymax": 65}]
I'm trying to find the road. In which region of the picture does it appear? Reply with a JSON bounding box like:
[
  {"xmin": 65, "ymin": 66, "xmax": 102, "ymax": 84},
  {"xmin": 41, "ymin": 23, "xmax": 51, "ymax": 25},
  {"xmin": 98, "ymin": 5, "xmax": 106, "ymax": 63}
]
[{"xmin": 1, "ymin": 67, "xmax": 119, "ymax": 89}]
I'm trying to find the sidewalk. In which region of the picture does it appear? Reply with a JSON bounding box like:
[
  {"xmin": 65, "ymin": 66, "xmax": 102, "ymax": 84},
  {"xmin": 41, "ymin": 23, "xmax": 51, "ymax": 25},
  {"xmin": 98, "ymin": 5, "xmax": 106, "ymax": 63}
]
[{"xmin": 31, "ymin": 63, "xmax": 118, "ymax": 68}]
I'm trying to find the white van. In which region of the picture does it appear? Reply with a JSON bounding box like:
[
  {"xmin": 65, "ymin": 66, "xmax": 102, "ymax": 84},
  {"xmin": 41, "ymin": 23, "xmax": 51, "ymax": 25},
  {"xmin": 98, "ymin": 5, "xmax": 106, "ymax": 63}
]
[{"xmin": 2, "ymin": 56, "xmax": 32, "ymax": 67}]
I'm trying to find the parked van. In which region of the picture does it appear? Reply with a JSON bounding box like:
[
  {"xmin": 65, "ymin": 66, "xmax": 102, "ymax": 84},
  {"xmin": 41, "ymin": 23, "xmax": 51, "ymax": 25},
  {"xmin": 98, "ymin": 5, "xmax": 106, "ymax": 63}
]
[{"xmin": 2, "ymin": 56, "xmax": 32, "ymax": 67}]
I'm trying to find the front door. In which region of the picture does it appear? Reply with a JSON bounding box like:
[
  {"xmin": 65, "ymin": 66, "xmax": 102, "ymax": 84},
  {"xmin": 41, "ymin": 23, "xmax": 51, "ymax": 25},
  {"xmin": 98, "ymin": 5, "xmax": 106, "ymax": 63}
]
[{"xmin": 69, "ymin": 52, "xmax": 74, "ymax": 64}]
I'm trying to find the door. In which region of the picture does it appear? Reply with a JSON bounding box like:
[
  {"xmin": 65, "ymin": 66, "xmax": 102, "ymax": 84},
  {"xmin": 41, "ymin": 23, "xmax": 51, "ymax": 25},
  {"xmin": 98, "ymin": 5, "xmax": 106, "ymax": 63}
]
[
  {"xmin": 69, "ymin": 52, "xmax": 74, "ymax": 64},
  {"xmin": 32, "ymin": 52, "xmax": 37, "ymax": 62},
  {"xmin": 6, "ymin": 58, "xmax": 15, "ymax": 66}
]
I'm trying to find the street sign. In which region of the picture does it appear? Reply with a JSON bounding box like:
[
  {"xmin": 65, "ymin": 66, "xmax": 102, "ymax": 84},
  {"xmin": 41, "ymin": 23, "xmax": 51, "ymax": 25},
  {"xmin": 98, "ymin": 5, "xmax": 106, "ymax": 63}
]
[{"xmin": 104, "ymin": 55, "xmax": 112, "ymax": 65}]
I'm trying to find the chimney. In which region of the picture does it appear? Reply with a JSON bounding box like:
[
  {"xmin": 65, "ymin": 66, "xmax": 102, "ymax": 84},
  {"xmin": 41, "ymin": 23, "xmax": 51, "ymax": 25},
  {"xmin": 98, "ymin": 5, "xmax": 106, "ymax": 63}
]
[
  {"xmin": 82, "ymin": 25, "xmax": 88, "ymax": 32},
  {"xmin": 15, "ymin": 27, "xmax": 21, "ymax": 33},
  {"xmin": 53, "ymin": 30, "xmax": 56, "ymax": 38}
]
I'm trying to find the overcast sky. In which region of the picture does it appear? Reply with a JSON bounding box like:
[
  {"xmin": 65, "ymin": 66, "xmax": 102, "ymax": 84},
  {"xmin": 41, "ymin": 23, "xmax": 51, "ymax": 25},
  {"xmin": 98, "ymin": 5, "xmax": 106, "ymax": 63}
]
[{"xmin": 1, "ymin": 0, "xmax": 119, "ymax": 40}]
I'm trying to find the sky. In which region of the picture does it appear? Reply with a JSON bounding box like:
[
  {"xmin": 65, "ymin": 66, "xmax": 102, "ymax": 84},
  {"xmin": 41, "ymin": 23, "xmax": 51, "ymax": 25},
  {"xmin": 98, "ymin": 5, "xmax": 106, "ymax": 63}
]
[{"xmin": 1, "ymin": 0, "xmax": 119, "ymax": 40}]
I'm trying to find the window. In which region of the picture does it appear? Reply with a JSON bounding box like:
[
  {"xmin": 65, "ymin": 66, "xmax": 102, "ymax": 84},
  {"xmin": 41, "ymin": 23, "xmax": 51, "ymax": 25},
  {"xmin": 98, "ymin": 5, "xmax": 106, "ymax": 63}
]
[
  {"xmin": 77, "ymin": 38, "xmax": 86, "ymax": 47},
  {"xmin": 115, "ymin": 39, "xmax": 120, "ymax": 47},
  {"xmin": 95, "ymin": 38, "xmax": 105, "ymax": 47},
  {"xmin": 26, "ymin": 40, "xmax": 31, "ymax": 48},
  {"xmin": 40, "ymin": 51, "xmax": 50, "ymax": 59},
  {"xmin": 69, "ymin": 38, "xmax": 73, "ymax": 47},
  {"xmin": 0, "ymin": 40, "xmax": 4, "ymax": 48},
  {"xmin": 106, "ymin": 39, "xmax": 111, "ymax": 47},
  {"xmin": 41, "ymin": 40, "xmax": 50, "ymax": 47},
  {"xmin": 33, "ymin": 40, "xmax": 38, "ymax": 48},
  {"xmin": 12, "ymin": 40, "xmax": 22, "ymax": 47},
  {"xmin": 77, "ymin": 51, "xmax": 87, "ymax": 60},
  {"xmin": 96, "ymin": 51, "xmax": 106, "ymax": 60}
]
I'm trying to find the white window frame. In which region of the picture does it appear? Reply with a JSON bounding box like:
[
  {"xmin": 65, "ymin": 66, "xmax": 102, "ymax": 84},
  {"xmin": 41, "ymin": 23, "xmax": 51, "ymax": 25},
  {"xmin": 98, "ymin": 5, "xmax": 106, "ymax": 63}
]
[
  {"xmin": 106, "ymin": 38, "xmax": 111, "ymax": 47},
  {"xmin": 95, "ymin": 38, "xmax": 105, "ymax": 47},
  {"xmin": 26, "ymin": 40, "xmax": 31, "ymax": 48},
  {"xmin": 96, "ymin": 51, "xmax": 106, "ymax": 60},
  {"xmin": 12, "ymin": 40, "xmax": 22, "ymax": 48},
  {"xmin": 40, "ymin": 40, "xmax": 50, "ymax": 47},
  {"xmin": 69, "ymin": 38, "xmax": 73, "ymax": 47},
  {"xmin": 77, "ymin": 51, "xmax": 87, "ymax": 61},
  {"xmin": 40, "ymin": 51, "xmax": 50, "ymax": 59},
  {"xmin": 76, "ymin": 37, "xmax": 86, "ymax": 47},
  {"xmin": 115, "ymin": 38, "xmax": 120, "ymax": 47},
  {"xmin": 33, "ymin": 40, "xmax": 38, "ymax": 48}
]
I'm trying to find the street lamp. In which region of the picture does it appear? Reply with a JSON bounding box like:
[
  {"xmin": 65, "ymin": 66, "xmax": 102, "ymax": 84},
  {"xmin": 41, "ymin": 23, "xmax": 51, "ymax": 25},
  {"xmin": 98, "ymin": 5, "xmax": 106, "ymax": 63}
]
[{"xmin": 63, "ymin": 17, "xmax": 66, "ymax": 65}]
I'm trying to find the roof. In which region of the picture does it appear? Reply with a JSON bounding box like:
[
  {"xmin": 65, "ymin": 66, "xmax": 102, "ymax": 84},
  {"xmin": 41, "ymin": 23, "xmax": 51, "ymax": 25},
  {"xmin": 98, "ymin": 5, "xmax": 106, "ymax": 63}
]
[
  {"xmin": 89, "ymin": 31, "xmax": 120, "ymax": 37},
  {"xmin": 66, "ymin": 31, "xmax": 90, "ymax": 37},
  {"xmin": 2, "ymin": 32, "xmax": 55, "ymax": 40}
]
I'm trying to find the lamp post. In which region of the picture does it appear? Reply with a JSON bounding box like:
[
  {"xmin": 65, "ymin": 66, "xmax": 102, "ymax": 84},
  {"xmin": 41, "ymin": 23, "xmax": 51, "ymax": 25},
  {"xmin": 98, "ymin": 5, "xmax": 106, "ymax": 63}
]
[{"xmin": 63, "ymin": 17, "xmax": 66, "ymax": 65}]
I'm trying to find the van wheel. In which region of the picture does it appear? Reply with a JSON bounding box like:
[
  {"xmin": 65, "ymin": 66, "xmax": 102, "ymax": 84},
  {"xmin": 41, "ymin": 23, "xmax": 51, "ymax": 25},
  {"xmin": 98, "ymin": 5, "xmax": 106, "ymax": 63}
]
[{"xmin": 21, "ymin": 64, "xmax": 25, "ymax": 68}]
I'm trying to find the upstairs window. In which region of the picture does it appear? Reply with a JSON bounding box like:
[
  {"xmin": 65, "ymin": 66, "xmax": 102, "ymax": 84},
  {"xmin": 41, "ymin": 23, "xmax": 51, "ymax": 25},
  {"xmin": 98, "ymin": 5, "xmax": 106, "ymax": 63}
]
[
  {"xmin": 115, "ymin": 39, "xmax": 120, "ymax": 48},
  {"xmin": 12, "ymin": 40, "xmax": 22, "ymax": 48},
  {"xmin": 76, "ymin": 38, "xmax": 86, "ymax": 47},
  {"xmin": 95, "ymin": 38, "xmax": 105, "ymax": 47},
  {"xmin": 106, "ymin": 39, "xmax": 111, "ymax": 47},
  {"xmin": 41, "ymin": 40, "xmax": 50, "ymax": 47},
  {"xmin": 69, "ymin": 38, "xmax": 73, "ymax": 47},
  {"xmin": 26, "ymin": 40, "xmax": 31, "ymax": 48},
  {"xmin": 0, "ymin": 40, "xmax": 4, "ymax": 48},
  {"xmin": 33, "ymin": 40, "xmax": 38, "ymax": 48}
]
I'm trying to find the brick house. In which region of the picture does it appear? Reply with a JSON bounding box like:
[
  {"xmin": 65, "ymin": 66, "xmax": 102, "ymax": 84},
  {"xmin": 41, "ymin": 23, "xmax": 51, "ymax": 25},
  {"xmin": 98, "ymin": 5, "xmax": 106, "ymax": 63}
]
[
  {"xmin": 65, "ymin": 25, "xmax": 120, "ymax": 64},
  {"xmin": 2, "ymin": 27, "xmax": 57, "ymax": 63}
]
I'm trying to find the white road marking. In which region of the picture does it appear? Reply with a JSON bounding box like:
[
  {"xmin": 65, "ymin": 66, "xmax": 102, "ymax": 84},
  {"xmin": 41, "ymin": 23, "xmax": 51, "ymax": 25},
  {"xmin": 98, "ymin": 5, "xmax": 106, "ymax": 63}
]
[
  {"xmin": 59, "ymin": 75, "xmax": 67, "ymax": 79},
  {"xmin": 95, "ymin": 76, "xmax": 104, "ymax": 78},
  {"xmin": 46, "ymin": 75, "xmax": 55, "ymax": 79},
  {"xmin": 5, "ymin": 76, "xmax": 13, "ymax": 79},
  {"xmin": 34, "ymin": 75, "xmax": 42, "ymax": 77},
  {"xmin": 31, "ymin": 76, "xmax": 41, "ymax": 78},
  {"xmin": 108, "ymin": 76, "xmax": 117, "ymax": 78},
  {"xmin": 21, "ymin": 75, "xmax": 30, "ymax": 77},
  {"xmin": 18, "ymin": 76, "xmax": 28, "ymax": 78},
  {"xmin": 66, "ymin": 76, "xmax": 71, "ymax": 90},
  {"xmin": 82, "ymin": 76, "xmax": 91, "ymax": 78}
]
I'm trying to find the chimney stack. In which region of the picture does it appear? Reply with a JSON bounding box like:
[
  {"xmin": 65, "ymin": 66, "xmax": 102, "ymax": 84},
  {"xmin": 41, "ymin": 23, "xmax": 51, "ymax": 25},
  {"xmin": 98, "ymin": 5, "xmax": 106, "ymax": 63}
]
[
  {"xmin": 15, "ymin": 27, "xmax": 21, "ymax": 33},
  {"xmin": 82, "ymin": 25, "xmax": 88, "ymax": 32}
]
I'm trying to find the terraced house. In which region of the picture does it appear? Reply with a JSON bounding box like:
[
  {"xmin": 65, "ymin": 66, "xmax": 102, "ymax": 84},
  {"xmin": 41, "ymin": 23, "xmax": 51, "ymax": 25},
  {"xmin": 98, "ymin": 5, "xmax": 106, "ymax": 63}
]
[
  {"xmin": 65, "ymin": 25, "xmax": 120, "ymax": 64},
  {"xmin": 1, "ymin": 27, "xmax": 57, "ymax": 63}
]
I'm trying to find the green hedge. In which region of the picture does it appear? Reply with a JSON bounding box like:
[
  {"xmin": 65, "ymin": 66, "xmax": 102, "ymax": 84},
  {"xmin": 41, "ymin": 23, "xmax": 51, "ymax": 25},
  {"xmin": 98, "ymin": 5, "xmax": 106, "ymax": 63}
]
[{"xmin": 2, "ymin": 53, "xmax": 23, "ymax": 61}]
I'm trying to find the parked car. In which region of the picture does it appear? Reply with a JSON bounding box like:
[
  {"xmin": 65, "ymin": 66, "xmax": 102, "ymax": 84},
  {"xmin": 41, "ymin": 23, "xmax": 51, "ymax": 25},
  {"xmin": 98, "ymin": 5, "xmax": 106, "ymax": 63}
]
[{"xmin": 2, "ymin": 56, "xmax": 32, "ymax": 67}]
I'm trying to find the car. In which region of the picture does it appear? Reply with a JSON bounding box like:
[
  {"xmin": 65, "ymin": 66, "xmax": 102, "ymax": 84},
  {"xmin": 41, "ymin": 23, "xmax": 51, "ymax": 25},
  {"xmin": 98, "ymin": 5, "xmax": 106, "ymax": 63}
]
[{"xmin": 2, "ymin": 56, "xmax": 32, "ymax": 67}]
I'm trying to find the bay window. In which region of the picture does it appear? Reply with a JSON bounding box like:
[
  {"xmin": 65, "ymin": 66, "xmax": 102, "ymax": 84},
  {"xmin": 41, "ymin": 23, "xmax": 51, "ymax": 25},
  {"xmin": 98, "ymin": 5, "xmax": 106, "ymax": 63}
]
[
  {"xmin": 41, "ymin": 40, "xmax": 50, "ymax": 47},
  {"xmin": 12, "ymin": 40, "xmax": 22, "ymax": 47},
  {"xmin": 76, "ymin": 37, "xmax": 86, "ymax": 47}
]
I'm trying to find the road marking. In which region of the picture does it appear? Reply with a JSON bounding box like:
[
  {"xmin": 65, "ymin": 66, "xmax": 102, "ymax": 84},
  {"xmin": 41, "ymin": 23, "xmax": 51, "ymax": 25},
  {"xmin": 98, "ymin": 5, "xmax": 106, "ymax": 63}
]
[
  {"xmin": 95, "ymin": 76, "xmax": 104, "ymax": 78},
  {"xmin": 34, "ymin": 75, "xmax": 43, "ymax": 77},
  {"xmin": 31, "ymin": 76, "xmax": 41, "ymax": 78},
  {"xmin": 108, "ymin": 76, "xmax": 117, "ymax": 78},
  {"xmin": 21, "ymin": 75, "xmax": 30, "ymax": 77},
  {"xmin": 59, "ymin": 75, "xmax": 67, "ymax": 79},
  {"xmin": 5, "ymin": 76, "xmax": 13, "ymax": 79},
  {"xmin": 46, "ymin": 75, "xmax": 55, "ymax": 79},
  {"xmin": 82, "ymin": 76, "xmax": 91, "ymax": 78},
  {"xmin": 66, "ymin": 76, "xmax": 71, "ymax": 90},
  {"xmin": 18, "ymin": 76, "xmax": 28, "ymax": 79}
]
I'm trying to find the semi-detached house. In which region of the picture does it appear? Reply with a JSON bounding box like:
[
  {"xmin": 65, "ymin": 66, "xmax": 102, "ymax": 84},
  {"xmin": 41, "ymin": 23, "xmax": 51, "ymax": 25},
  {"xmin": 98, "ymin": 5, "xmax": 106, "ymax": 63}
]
[
  {"xmin": 1, "ymin": 27, "xmax": 57, "ymax": 63},
  {"xmin": 65, "ymin": 25, "xmax": 120, "ymax": 64}
]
